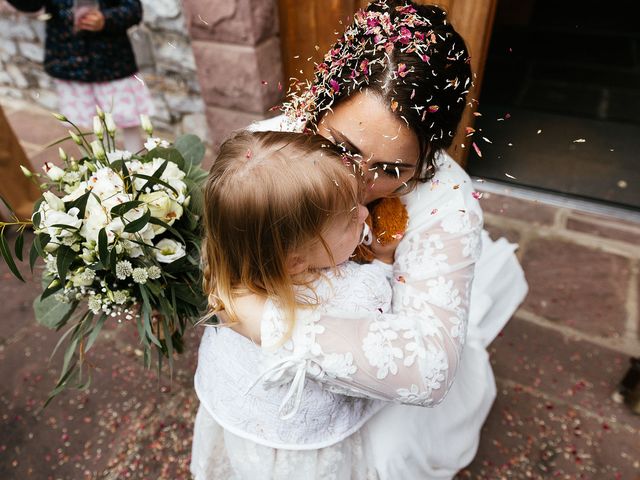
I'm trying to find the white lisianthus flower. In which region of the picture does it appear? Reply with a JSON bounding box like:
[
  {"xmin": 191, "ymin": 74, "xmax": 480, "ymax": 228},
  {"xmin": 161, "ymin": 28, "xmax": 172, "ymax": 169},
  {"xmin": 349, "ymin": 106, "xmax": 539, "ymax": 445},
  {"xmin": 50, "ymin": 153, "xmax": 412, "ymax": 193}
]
[
  {"xmin": 42, "ymin": 191, "xmax": 65, "ymax": 211},
  {"xmin": 143, "ymin": 137, "xmax": 170, "ymax": 151},
  {"xmin": 79, "ymin": 195, "xmax": 109, "ymax": 244},
  {"xmin": 91, "ymin": 140, "xmax": 106, "ymax": 162},
  {"xmin": 132, "ymin": 267, "xmax": 148, "ymax": 284},
  {"xmin": 115, "ymin": 260, "xmax": 133, "ymax": 280},
  {"xmin": 106, "ymin": 149, "xmax": 132, "ymax": 164},
  {"xmin": 61, "ymin": 182, "xmax": 89, "ymax": 203},
  {"xmin": 80, "ymin": 248, "xmax": 96, "ymax": 264},
  {"xmin": 93, "ymin": 115, "xmax": 104, "ymax": 139},
  {"xmin": 104, "ymin": 113, "xmax": 116, "ymax": 135},
  {"xmin": 140, "ymin": 190, "xmax": 183, "ymax": 233},
  {"xmin": 37, "ymin": 204, "xmax": 82, "ymax": 240},
  {"xmin": 154, "ymin": 238, "xmax": 186, "ymax": 263},
  {"xmin": 140, "ymin": 114, "xmax": 153, "ymax": 135},
  {"xmin": 43, "ymin": 162, "xmax": 65, "ymax": 181}
]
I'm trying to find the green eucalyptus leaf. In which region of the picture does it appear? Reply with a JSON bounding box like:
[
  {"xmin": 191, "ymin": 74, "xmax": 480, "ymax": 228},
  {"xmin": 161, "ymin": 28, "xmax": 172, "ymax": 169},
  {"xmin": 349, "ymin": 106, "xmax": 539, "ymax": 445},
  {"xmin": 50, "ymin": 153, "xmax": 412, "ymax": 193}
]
[
  {"xmin": 133, "ymin": 173, "xmax": 178, "ymax": 197},
  {"xmin": 85, "ymin": 313, "xmax": 107, "ymax": 352},
  {"xmin": 0, "ymin": 231, "xmax": 24, "ymax": 282},
  {"xmin": 123, "ymin": 208, "xmax": 151, "ymax": 233},
  {"xmin": 175, "ymin": 134, "xmax": 205, "ymax": 168},
  {"xmin": 110, "ymin": 200, "xmax": 143, "ymax": 218},
  {"xmin": 56, "ymin": 245, "xmax": 75, "ymax": 282},
  {"xmin": 14, "ymin": 231, "xmax": 25, "ymax": 261},
  {"xmin": 98, "ymin": 228, "xmax": 109, "ymax": 267},
  {"xmin": 68, "ymin": 190, "xmax": 91, "ymax": 218},
  {"xmin": 146, "ymin": 147, "xmax": 185, "ymax": 170},
  {"xmin": 34, "ymin": 292, "xmax": 76, "ymax": 329}
]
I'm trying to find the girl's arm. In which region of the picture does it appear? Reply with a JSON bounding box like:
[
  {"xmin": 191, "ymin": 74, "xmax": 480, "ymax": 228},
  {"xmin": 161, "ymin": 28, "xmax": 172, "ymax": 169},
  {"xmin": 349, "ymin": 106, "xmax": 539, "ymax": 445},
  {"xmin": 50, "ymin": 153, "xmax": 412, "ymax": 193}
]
[
  {"xmin": 260, "ymin": 196, "xmax": 482, "ymax": 408},
  {"xmin": 5, "ymin": 0, "xmax": 44, "ymax": 12},
  {"xmin": 101, "ymin": 0, "xmax": 142, "ymax": 33}
]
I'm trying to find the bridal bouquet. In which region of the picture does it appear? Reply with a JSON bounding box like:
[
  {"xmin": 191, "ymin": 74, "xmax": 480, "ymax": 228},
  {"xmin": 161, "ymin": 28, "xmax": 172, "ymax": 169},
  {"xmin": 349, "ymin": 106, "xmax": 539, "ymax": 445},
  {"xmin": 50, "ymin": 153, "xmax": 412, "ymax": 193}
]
[{"xmin": 0, "ymin": 108, "xmax": 208, "ymax": 405}]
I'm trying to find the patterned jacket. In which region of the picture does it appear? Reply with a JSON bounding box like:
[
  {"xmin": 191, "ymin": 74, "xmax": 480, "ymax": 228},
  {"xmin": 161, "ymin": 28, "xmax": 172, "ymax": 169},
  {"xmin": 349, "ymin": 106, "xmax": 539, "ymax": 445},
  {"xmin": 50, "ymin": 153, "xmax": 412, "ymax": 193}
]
[{"xmin": 9, "ymin": 0, "xmax": 142, "ymax": 82}]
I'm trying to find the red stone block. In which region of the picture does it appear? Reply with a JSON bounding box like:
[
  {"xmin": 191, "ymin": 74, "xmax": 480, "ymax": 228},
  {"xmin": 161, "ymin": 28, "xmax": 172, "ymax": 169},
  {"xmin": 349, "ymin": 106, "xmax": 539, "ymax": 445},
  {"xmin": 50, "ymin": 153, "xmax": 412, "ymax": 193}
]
[
  {"xmin": 183, "ymin": 0, "xmax": 278, "ymax": 46},
  {"xmin": 480, "ymin": 192, "xmax": 557, "ymax": 226},
  {"xmin": 192, "ymin": 37, "xmax": 283, "ymax": 114},
  {"xmin": 566, "ymin": 212, "xmax": 640, "ymax": 246},
  {"xmin": 520, "ymin": 238, "xmax": 630, "ymax": 337},
  {"xmin": 204, "ymin": 105, "xmax": 272, "ymax": 148}
]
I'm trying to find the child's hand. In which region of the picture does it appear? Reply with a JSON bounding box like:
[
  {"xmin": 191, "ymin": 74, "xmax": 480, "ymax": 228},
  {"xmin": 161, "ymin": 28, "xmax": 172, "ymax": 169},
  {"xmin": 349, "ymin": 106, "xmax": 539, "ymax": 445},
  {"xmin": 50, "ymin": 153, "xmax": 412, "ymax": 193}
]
[
  {"xmin": 370, "ymin": 233, "xmax": 403, "ymax": 265},
  {"xmin": 77, "ymin": 11, "xmax": 105, "ymax": 31}
]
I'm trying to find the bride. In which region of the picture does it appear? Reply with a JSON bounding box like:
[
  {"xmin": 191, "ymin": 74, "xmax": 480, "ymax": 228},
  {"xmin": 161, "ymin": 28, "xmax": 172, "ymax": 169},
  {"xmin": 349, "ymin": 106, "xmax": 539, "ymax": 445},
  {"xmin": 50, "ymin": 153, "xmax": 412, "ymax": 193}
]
[{"xmin": 192, "ymin": 1, "xmax": 528, "ymax": 478}]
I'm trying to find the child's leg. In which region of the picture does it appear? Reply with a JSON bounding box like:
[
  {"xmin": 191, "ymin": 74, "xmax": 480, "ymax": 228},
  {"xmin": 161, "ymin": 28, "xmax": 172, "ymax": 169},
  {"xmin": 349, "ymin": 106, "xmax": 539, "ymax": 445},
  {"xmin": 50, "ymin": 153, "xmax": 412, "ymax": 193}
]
[{"xmin": 122, "ymin": 126, "xmax": 143, "ymax": 153}]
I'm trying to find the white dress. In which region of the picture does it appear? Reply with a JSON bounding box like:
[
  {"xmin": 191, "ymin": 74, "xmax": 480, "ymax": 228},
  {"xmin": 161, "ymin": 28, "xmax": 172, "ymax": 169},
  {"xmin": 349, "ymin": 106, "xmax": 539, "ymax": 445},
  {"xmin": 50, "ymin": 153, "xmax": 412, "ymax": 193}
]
[
  {"xmin": 191, "ymin": 262, "xmax": 394, "ymax": 479},
  {"xmin": 192, "ymin": 118, "xmax": 528, "ymax": 479}
]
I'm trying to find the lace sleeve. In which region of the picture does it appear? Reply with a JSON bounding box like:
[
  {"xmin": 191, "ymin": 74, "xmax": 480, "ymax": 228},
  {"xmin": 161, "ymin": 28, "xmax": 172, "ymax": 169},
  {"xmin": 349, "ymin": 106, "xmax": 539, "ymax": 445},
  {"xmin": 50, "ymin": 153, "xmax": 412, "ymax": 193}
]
[{"xmin": 259, "ymin": 202, "xmax": 483, "ymax": 413}]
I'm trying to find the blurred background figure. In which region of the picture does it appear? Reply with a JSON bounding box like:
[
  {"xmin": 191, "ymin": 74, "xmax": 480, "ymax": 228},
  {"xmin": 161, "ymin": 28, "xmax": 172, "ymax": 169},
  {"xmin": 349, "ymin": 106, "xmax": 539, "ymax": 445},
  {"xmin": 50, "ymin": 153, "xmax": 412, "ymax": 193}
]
[
  {"xmin": 0, "ymin": 105, "xmax": 41, "ymax": 221},
  {"xmin": 7, "ymin": 0, "xmax": 153, "ymax": 152}
]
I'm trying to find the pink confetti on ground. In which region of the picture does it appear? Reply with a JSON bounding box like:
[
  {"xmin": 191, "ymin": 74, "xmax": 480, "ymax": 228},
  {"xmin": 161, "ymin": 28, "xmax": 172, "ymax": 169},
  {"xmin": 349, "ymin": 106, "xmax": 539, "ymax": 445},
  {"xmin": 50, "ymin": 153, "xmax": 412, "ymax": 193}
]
[{"xmin": 471, "ymin": 192, "xmax": 483, "ymax": 200}]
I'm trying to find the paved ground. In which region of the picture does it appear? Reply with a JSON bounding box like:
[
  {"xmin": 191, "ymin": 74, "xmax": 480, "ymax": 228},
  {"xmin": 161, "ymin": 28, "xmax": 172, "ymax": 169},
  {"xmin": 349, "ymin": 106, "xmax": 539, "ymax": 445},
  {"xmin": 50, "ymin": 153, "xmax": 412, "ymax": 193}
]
[{"xmin": 1, "ymin": 98, "xmax": 639, "ymax": 479}]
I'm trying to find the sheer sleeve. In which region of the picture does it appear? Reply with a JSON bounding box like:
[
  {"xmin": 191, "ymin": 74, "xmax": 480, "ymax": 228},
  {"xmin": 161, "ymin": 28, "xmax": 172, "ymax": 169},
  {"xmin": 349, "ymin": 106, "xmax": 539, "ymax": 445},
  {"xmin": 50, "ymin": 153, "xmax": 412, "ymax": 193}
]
[{"xmin": 259, "ymin": 191, "xmax": 483, "ymax": 413}]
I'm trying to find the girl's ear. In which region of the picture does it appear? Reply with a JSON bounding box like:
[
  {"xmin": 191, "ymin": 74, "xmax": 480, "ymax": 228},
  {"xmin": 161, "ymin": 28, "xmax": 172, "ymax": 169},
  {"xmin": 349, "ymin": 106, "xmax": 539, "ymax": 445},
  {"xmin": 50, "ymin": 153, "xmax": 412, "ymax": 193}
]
[{"xmin": 285, "ymin": 253, "xmax": 309, "ymax": 275}]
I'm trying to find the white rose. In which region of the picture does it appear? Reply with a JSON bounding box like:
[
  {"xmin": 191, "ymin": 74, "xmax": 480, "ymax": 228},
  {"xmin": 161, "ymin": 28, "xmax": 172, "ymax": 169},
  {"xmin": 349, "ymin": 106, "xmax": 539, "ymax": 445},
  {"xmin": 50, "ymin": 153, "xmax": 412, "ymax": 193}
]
[
  {"xmin": 154, "ymin": 238, "xmax": 186, "ymax": 263},
  {"xmin": 43, "ymin": 162, "xmax": 65, "ymax": 181},
  {"xmin": 140, "ymin": 191, "xmax": 183, "ymax": 233}
]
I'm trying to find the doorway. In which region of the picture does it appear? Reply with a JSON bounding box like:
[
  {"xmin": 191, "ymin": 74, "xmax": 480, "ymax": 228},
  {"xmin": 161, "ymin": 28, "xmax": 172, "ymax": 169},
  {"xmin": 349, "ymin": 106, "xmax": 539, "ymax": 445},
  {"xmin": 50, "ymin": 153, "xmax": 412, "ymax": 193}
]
[{"xmin": 467, "ymin": 0, "xmax": 640, "ymax": 210}]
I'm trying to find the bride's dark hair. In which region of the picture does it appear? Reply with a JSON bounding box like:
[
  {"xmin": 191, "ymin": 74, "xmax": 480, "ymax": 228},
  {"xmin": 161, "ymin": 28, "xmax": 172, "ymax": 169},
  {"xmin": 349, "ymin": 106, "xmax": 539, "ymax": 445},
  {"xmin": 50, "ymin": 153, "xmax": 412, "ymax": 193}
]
[{"xmin": 287, "ymin": 0, "xmax": 472, "ymax": 182}]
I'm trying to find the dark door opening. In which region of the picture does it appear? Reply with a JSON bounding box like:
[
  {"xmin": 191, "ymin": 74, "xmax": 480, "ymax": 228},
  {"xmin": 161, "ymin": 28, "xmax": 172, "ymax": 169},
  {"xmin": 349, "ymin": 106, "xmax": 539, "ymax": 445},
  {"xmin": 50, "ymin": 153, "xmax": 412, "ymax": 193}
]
[{"xmin": 467, "ymin": 0, "xmax": 640, "ymax": 210}]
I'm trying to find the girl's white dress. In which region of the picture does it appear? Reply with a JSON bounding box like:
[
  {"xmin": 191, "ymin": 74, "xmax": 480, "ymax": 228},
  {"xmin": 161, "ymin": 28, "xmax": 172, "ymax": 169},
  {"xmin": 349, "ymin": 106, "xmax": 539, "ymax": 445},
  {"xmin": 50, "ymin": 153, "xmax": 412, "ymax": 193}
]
[{"xmin": 191, "ymin": 118, "xmax": 528, "ymax": 480}]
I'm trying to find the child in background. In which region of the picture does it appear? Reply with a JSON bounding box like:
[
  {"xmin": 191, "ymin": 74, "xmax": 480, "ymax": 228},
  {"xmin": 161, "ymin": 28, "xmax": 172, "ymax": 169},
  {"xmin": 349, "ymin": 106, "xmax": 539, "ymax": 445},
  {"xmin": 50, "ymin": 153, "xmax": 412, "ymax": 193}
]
[
  {"xmin": 191, "ymin": 130, "xmax": 399, "ymax": 479},
  {"xmin": 8, "ymin": 0, "xmax": 153, "ymax": 152}
]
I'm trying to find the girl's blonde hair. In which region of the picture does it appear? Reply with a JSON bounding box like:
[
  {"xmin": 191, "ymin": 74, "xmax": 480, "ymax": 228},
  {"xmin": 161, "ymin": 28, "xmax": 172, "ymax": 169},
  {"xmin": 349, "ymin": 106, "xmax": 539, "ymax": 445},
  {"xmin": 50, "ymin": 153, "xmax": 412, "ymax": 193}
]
[{"xmin": 203, "ymin": 130, "xmax": 359, "ymax": 333}]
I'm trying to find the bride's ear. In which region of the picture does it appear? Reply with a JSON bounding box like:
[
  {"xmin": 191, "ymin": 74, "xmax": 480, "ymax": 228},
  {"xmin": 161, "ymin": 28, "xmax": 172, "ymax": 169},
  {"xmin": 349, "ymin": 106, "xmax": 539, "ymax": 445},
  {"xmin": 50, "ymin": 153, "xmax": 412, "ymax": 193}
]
[{"xmin": 285, "ymin": 252, "xmax": 309, "ymax": 275}]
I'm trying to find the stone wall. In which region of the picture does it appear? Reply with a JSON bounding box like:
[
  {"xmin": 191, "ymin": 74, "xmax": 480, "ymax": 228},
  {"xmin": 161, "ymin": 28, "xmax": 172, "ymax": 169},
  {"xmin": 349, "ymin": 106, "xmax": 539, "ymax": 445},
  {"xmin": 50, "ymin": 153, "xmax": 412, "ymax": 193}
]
[{"xmin": 0, "ymin": 1, "xmax": 208, "ymax": 141}]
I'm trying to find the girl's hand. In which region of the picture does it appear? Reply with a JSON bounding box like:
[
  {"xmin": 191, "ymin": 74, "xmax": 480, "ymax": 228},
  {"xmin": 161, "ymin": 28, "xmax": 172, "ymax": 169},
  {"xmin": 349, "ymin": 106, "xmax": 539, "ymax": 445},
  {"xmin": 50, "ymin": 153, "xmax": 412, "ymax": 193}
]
[
  {"xmin": 370, "ymin": 233, "xmax": 402, "ymax": 265},
  {"xmin": 77, "ymin": 11, "xmax": 105, "ymax": 31}
]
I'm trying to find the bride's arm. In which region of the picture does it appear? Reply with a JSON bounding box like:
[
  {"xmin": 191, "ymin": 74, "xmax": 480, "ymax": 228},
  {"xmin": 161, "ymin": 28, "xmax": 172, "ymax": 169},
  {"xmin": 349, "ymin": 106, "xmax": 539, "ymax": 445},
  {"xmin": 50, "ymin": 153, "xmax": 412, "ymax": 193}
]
[{"xmin": 261, "ymin": 193, "xmax": 483, "ymax": 407}]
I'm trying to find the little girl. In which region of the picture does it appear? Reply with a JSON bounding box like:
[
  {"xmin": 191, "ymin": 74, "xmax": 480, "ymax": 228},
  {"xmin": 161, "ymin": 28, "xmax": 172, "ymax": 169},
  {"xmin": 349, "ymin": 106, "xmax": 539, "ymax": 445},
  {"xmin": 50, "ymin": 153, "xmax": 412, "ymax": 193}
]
[
  {"xmin": 9, "ymin": 0, "xmax": 153, "ymax": 152},
  {"xmin": 191, "ymin": 130, "xmax": 400, "ymax": 479}
]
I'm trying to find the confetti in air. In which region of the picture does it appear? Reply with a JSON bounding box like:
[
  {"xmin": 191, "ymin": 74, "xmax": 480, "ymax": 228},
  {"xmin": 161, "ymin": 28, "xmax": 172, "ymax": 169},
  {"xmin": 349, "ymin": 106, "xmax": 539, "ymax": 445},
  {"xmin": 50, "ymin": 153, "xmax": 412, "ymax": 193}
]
[
  {"xmin": 505, "ymin": 173, "xmax": 517, "ymax": 179},
  {"xmin": 573, "ymin": 138, "xmax": 586, "ymax": 143},
  {"xmin": 472, "ymin": 142, "xmax": 482, "ymax": 158}
]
